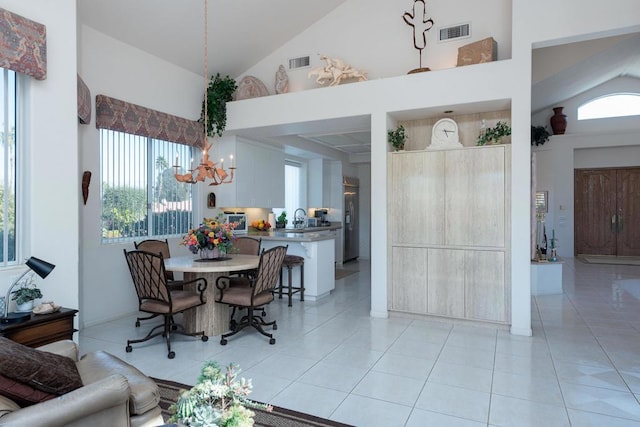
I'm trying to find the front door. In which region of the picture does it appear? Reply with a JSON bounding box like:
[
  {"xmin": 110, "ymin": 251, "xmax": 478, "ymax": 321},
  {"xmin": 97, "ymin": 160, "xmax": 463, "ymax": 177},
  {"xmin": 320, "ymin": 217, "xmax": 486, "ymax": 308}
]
[{"xmin": 575, "ymin": 167, "xmax": 640, "ymax": 256}]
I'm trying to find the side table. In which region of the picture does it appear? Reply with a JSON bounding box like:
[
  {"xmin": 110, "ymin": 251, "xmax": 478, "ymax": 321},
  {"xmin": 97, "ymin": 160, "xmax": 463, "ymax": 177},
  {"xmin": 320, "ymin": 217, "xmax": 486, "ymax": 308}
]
[{"xmin": 0, "ymin": 307, "xmax": 78, "ymax": 347}]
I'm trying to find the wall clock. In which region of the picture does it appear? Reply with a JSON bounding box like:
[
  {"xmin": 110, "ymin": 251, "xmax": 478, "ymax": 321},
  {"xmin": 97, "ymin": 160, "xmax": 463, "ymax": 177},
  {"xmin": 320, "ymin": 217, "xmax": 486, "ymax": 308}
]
[{"xmin": 430, "ymin": 118, "xmax": 462, "ymax": 148}]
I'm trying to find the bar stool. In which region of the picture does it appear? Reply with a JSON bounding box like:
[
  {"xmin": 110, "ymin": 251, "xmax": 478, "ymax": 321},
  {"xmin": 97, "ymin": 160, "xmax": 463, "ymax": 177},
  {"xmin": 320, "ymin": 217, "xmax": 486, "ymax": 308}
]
[{"xmin": 278, "ymin": 255, "xmax": 304, "ymax": 307}]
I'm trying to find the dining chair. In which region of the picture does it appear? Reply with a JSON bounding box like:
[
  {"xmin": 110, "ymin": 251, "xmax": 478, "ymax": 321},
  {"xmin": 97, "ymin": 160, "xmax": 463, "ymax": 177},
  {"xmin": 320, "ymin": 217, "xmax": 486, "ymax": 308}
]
[
  {"xmin": 123, "ymin": 249, "xmax": 208, "ymax": 358},
  {"xmin": 133, "ymin": 239, "xmax": 184, "ymax": 327},
  {"xmin": 228, "ymin": 236, "xmax": 262, "ymax": 328},
  {"xmin": 215, "ymin": 245, "xmax": 287, "ymax": 345}
]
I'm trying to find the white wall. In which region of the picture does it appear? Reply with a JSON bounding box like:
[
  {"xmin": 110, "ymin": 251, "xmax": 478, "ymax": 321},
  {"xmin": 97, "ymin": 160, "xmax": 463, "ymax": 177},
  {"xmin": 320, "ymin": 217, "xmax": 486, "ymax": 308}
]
[
  {"xmin": 78, "ymin": 25, "xmax": 204, "ymax": 326},
  {"xmin": 0, "ymin": 0, "xmax": 79, "ymax": 315},
  {"xmin": 239, "ymin": 0, "xmax": 512, "ymax": 93}
]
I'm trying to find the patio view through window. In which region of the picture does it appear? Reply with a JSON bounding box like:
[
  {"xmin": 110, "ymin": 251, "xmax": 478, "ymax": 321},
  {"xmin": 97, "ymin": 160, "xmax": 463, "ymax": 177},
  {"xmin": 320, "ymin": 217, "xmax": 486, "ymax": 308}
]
[
  {"xmin": 0, "ymin": 69, "xmax": 17, "ymax": 265},
  {"xmin": 100, "ymin": 129, "xmax": 193, "ymax": 242}
]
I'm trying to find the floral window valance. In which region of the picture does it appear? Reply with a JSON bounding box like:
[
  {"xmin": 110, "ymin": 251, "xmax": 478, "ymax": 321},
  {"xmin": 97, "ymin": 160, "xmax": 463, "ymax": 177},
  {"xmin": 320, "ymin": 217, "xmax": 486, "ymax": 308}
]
[
  {"xmin": 95, "ymin": 95, "xmax": 203, "ymax": 147},
  {"xmin": 77, "ymin": 75, "xmax": 91, "ymax": 124},
  {"xmin": 0, "ymin": 8, "xmax": 46, "ymax": 80}
]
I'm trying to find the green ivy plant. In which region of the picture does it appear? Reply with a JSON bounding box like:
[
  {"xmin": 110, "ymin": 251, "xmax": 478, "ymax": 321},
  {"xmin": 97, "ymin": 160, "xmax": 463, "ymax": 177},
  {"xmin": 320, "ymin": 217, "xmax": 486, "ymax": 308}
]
[
  {"xmin": 531, "ymin": 125, "xmax": 550, "ymax": 146},
  {"xmin": 202, "ymin": 73, "xmax": 238, "ymax": 137},
  {"xmin": 387, "ymin": 125, "xmax": 407, "ymax": 151},
  {"xmin": 476, "ymin": 121, "xmax": 511, "ymax": 146}
]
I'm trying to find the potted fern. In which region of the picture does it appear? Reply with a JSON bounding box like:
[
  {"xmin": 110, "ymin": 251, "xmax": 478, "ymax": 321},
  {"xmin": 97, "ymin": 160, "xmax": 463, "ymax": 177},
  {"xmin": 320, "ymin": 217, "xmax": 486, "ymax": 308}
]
[
  {"xmin": 202, "ymin": 73, "xmax": 238, "ymax": 137},
  {"xmin": 476, "ymin": 121, "xmax": 511, "ymax": 146}
]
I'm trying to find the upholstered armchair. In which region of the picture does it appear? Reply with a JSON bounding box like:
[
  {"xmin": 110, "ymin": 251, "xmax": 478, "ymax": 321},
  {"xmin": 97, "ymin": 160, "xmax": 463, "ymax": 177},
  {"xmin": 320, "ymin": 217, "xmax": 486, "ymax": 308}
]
[{"xmin": 0, "ymin": 339, "xmax": 163, "ymax": 427}]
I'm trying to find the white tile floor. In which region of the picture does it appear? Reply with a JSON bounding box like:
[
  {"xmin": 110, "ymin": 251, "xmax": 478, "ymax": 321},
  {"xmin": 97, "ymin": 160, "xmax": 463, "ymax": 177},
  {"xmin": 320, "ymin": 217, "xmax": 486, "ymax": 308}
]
[{"xmin": 79, "ymin": 258, "xmax": 640, "ymax": 426}]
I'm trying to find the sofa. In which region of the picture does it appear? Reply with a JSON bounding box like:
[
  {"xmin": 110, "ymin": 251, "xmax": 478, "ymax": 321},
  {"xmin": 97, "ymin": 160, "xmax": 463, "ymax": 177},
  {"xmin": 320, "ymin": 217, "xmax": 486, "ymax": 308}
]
[{"xmin": 0, "ymin": 339, "xmax": 164, "ymax": 427}]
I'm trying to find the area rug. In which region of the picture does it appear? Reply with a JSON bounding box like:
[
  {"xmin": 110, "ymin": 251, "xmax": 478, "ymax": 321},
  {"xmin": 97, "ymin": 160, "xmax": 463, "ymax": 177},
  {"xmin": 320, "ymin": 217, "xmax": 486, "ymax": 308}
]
[
  {"xmin": 153, "ymin": 377, "xmax": 353, "ymax": 427},
  {"xmin": 580, "ymin": 255, "xmax": 640, "ymax": 266},
  {"xmin": 335, "ymin": 269, "xmax": 358, "ymax": 280}
]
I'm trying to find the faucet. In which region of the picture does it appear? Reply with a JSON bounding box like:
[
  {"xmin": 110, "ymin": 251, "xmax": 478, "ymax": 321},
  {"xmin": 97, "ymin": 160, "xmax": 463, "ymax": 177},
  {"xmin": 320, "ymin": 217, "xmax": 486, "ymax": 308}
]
[{"xmin": 294, "ymin": 208, "xmax": 306, "ymax": 229}]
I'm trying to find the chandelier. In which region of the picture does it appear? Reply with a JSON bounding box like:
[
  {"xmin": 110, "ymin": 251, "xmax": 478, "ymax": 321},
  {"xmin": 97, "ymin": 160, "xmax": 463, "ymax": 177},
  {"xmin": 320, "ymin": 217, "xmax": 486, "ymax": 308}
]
[{"xmin": 174, "ymin": 0, "xmax": 235, "ymax": 186}]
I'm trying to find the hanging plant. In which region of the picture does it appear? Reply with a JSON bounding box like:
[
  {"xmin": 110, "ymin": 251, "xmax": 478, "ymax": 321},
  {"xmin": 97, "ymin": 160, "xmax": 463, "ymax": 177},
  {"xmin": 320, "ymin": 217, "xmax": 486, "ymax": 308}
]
[
  {"xmin": 201, "ymin": 73, "xmax": 238, "ymax": 137},
  {"xmin": 531, "ymin": 125, "xmax": 550, "ymax": 146},
  {"xmin": 476, "ymin": 121, "xmax": 511, "ymax": 146}
]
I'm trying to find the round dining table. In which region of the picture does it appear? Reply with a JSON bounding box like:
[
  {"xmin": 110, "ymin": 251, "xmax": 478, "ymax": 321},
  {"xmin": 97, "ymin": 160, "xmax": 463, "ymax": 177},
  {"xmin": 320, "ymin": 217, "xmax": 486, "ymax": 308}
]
[{"xmin": 164, "ymin": 254, "xmax": 259, "ymax": 337}]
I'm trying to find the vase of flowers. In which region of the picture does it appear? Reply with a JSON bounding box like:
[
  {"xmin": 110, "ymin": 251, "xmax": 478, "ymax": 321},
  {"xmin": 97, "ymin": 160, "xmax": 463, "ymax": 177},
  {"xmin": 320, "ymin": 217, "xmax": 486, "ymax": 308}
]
[
  {"xmin": 182, "ymin": 215, "xmax": 237, "ymax": 258},
  {"xmin": 169, "ymin": 361, "xmax": 271, "ymax": 427}
]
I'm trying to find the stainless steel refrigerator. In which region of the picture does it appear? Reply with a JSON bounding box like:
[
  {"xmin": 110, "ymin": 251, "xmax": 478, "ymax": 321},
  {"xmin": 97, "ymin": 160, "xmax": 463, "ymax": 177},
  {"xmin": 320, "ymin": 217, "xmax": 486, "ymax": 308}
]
[{"xmin": 343, "ymin": 176, "xmax": 359, "ymax": 262}]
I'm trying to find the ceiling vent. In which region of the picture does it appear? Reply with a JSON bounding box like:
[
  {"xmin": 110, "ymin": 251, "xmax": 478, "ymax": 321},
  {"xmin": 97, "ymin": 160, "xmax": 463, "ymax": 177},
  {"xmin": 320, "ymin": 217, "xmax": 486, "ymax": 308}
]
[
  {"xmin": 288, "ymin": 56, "xmax": 310, "ymax": 70},
  {"xmin": 439, "ymin": 23, "xmax": 470, "ymax": 42}
]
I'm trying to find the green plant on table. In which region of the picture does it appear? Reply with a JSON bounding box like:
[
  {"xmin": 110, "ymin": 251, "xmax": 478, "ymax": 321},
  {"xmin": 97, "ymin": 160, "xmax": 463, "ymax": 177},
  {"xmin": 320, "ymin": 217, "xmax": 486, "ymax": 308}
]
[
  {"xmin": 277, "ymin": 211, "xmax": 287, "ymax": 223},
  {"xmin": 11, "ymin": 275, "xmax": 42, "ymax": 305},
  {"xmin": 476, "ymin": 121, "xmax": 511, "ymax": 146},
  {"xmin": 169, "ymin": 361, "xmax": 271, "ymax": 427}
]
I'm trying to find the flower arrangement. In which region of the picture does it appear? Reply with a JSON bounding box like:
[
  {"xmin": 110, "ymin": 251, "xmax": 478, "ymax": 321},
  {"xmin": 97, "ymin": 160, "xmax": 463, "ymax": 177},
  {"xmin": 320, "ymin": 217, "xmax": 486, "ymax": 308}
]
[
  {"xmin": 182, "ymin": 215, "xmax": 238, "ymax": 254},
  {"xmin": 169, "ymin": 361, "xmax": 271, "ymax": 427}
]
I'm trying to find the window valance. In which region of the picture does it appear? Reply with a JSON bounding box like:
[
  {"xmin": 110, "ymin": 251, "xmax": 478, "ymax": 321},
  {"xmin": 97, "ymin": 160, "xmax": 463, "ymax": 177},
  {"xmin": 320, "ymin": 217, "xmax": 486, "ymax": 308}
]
[
  {"xmin": 77, "ymin": 75, "xmax": 91, "ymax": 124},
  {"xmin": 0, "ymin": 8, "xmax": 46, "ymax": 80},
  {"xmin": 95, "ymin": 95, "xmax": 203, "ymax": 147}
]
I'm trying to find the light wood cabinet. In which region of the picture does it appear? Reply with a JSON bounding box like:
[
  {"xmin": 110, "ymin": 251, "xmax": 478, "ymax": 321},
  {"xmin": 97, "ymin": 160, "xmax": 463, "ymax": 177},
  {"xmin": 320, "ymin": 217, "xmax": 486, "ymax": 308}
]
[{"xmin": 388, "ymin": 145, "xmax": 511, "ymax": 324}]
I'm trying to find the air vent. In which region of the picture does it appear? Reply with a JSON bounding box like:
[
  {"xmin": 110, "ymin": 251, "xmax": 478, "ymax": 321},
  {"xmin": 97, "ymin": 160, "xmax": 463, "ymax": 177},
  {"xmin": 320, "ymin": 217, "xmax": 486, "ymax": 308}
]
[
  {"xmin": 439, "ymin": 23, "xmax": 470, "ymax": 42},
  {"xmin": 288, "ymin": 56, "xmax": 310, "ymax": 70}
]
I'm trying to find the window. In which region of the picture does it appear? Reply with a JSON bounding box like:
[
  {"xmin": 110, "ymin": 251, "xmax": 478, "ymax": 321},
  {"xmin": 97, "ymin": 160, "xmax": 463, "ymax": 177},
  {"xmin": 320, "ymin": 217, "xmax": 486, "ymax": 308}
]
[
  {"xmin": 577, "ymin": 93, "xmax": 640, "ymax": 120},
  {"xmin": 283, "ymin": 161, "xmax": 302, "ymax": 219},
  {"xmin": 100, "ymin": 129, "xmax": 193, "ymax": 242},
  {"xmin": 0, "ymin": 69, "xmax": 17, "ymax": 265}
]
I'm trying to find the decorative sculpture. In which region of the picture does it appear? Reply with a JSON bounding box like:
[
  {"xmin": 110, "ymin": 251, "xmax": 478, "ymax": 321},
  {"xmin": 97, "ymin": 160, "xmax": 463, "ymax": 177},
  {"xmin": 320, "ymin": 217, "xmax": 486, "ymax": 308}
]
[
  {"xmin": 307, "ymin": 55, "xmax": 368, "ymax": 86},
  {"xmin": 234, "ymin": 75, "xmax": 269, "ymax": 100},
  {"xmin": 403, "ymin": 0, "xmax": 434, "ymax": 73},
  {"xmin": 275, "ymin": 64, "xmax": 289, "ymax": 94}
]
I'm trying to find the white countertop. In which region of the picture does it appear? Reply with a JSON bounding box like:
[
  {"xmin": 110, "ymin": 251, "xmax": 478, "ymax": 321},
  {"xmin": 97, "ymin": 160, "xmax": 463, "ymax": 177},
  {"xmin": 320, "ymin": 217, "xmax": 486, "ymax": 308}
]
[{"xmin": 246, "ymin": 231, "xmax": 336, "ymax": 242}]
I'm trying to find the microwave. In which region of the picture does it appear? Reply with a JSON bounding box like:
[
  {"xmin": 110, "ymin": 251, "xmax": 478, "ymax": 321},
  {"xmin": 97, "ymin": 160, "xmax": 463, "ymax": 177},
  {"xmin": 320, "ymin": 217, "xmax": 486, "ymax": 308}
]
[{"xmin": 223, "ymin": 213, "xmax": 247, "ymax": 234}]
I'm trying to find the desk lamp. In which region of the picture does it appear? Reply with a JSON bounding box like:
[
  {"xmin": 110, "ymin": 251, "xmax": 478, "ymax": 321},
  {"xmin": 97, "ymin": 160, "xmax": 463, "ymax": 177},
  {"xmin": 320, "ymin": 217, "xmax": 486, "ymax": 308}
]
[{"xmin": 1, "ymin": 256, "xmax": 55, "ymax": 324}]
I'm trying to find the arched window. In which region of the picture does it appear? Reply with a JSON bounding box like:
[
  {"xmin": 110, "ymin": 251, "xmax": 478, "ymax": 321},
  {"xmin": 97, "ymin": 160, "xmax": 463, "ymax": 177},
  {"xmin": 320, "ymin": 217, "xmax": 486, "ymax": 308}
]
[{"xmin": 577, "ymin": 93, "xmax": 640, "ymax": 120}]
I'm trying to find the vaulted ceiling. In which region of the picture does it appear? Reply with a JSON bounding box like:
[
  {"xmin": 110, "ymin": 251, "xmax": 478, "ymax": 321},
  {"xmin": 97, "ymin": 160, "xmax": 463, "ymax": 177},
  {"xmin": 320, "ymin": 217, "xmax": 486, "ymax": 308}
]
[{"xmin": 77, "ymin": 2, "xmax": 639, "ymax": 158}]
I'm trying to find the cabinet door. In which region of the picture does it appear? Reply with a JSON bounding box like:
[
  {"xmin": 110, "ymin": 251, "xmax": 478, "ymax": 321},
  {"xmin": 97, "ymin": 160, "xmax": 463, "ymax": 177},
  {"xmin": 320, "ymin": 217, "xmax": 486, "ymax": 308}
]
[
  {"xmin": 445, "ymin": 146, "xmax": 506, "ymax": 247},
  {"xmin": 391, "ymin": 246, "xmax": 427, "ymax": 313},
  {"xmin": 427, "ymin": 249, "xmax": 465, "ymax": 317},
  {"xmin": 389, "ymin": 152, "xmax": 445, "ymax": 245},
  {"xmin": 464, "ymin": 250, "xmax": 507, "ymax": 322}
]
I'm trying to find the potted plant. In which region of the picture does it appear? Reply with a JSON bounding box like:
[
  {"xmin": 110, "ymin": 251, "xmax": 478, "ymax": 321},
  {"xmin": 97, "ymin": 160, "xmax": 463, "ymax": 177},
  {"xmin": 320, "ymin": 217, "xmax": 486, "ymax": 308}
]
[
  {"xmin": 202, "ymin": 73, "xmax": 238, "ymax": 137},
  {"xmin": 476, "ymin": 121, "xmax": 511, "ymax": 146},
  {"xmin": 387, "ymin": 125, "xmax": 407, "ymax": 151},
  {"xmin": 531, "ymin": 125, "xmax": 550, "ymax": 146},
  {"xmin": 169, "ymin": 361, "xmax": 271, "ymax": 427},
  {"xmin": 276, "ymin": 211, "xmax": 287, "ymax": 228},
  {"xmin": 11, "ymin": 276, "xmax": 43, "ymax": 311}
]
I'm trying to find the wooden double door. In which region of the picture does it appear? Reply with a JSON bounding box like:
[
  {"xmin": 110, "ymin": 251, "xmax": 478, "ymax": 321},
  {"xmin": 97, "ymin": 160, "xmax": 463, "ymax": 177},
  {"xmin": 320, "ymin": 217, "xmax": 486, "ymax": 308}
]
[{"xmin": 575, "ymin": 167, "xmax": 640, "ymax": 256}]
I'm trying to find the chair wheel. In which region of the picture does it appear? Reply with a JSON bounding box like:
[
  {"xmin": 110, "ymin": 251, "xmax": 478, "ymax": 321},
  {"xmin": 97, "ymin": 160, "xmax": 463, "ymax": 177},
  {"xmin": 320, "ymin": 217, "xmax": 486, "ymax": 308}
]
[
  {"xmin": 135, "ymin": 321, "xmax": 140, "ymax": 327},
  {"xmin": 273, "ymin": 324, "xmax": 278, "ymax": 330},
  {"xmin": 269, "ymin": 338, "xmax": 276, "ymax": 345},
  {"xmin": 201, "ymin": 335, "xmax": 208, "ymax": 342},
  {"xmin": 171, "ymin": 324, "xmax": 178, "ymax": 331},
  {"xmin": 125, "ymin": 345, "xmax": 132, "ymax": 353},
  {"xmin": 220, "ymin": 339, "xmax": 227, "ymax": 345},
  {"xmin": 168, "ymin": 351, "xmax": 175, "ymax": 359},
  {"xmin": 261, "ymin": 310, "xmax": 266, "ymax": 317}
]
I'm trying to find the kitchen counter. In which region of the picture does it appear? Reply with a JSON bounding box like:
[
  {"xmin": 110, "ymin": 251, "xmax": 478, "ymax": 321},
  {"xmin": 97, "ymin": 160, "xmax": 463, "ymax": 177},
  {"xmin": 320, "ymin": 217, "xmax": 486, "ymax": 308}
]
[
  {"xmin": 278, "ymin": 223, "xmax": 342, "ymax": 233},
  {"xmin": 246, "ymin": 230, "xmax": 336, "ymax": 301}
]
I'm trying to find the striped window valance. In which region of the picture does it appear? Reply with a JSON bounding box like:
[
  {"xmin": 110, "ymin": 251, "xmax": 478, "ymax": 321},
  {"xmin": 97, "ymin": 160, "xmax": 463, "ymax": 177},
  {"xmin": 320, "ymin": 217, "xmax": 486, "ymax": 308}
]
[
  {"xmin": 0, "ymin": 8, "xmax": 46, "ymax": 80},
  {"xmin": 77, "ymin": 75, "xmax": 91, "ymax": 124},
  {"xmin": 95, "ymin": 95, "xmax": 204, "ymax": 147}
]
